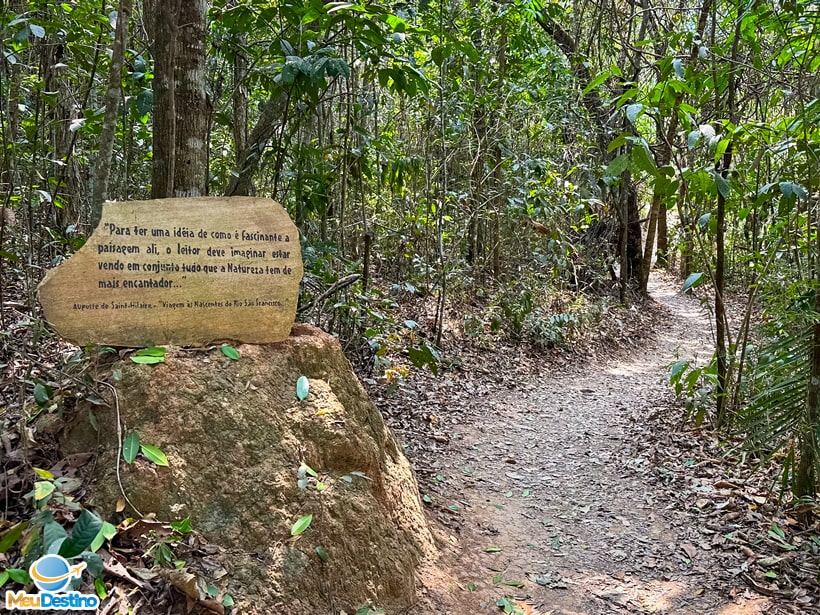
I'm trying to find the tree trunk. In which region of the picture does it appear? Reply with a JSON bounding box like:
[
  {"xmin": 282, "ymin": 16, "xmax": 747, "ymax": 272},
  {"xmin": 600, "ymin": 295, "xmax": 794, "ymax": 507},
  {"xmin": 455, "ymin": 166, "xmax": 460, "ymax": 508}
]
[
  {"xmin": 172, "ymin": 0, "xmax": 208, "ymax": 197},
  {"xmin": 91, "ymin": 0, "xmax": 132, "ymax": 226},
  {"xmin": 150, "ymin": 0, "xmax": 178, "ymax": 199}
]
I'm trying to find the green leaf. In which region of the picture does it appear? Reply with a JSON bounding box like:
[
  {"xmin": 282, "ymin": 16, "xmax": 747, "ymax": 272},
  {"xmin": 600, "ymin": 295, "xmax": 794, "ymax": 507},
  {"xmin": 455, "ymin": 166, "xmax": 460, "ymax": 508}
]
[
  {"xmin": 0, "ymin": 522, "xmax": 28, "ymax": 553},
  {"xmin": 221, "ymin": 344, "xmax": 240, "ymax": 360},
  {"xmin": 779, "ymin": 181, "xmax": 807, "ymax": 201},
  {"xmin": 503, "ymin": 580, "xmax": 525, "ymax": 587},
  {"xmin": 223, "ymin": 594, "xmax": 235, "ymax": 607},
  {"xmin": 485, "ymin": 546, "xmax": 502, "ymax": 552},
  {"xmin": 130, "ymin": 355, "xmax": 165, "ymax": 364},
  {"xmin": 605, "ymin": 154, "xmax": 629, "ymax": 179},
  {"xmin": 32, "ymin": 467, "xmax": 54, "ymax": 480},
  {"xmin": 134, "ymin": 88, "xmax": 153, "ymax": 117},
  {"xmin": 43, "ymin": 514, "xmax": 67, "ymax": 552},
  {"xmin": 714, "ymin": 172, "xmax": 730, "ymax": 199},
  {"xmin": 632, "ymin": 143, "xmax": 658, "ymax": 177},
  {"xmin": 672, "ymin": 58, "xmax": 685, "ymax": 78},
  {"xmin": 669, "ymin": 360, "xmax": 688, "ymax": 381},
  {"xmin": 140, "ymin": 444, "xmax": 169, "ymax": 466},
  {"xmin": 0, "ymin": 570, "xmax": 8, "ymax": 587},
  {"xmin": 59, "ymin": 509, "xmax": 103, "ymax": 558},
  {"xmin": 467, "ymin": 582, "xmax": 476, "ymax": 591},
  {"xmin": 123, "ymin": 432, "xmax": 140, "ymax": 463},
  {"xmin": 33, "ymin": 383, "xmax": 52, "ymax": 406},
  {"xmin": 296, "ymin": 375, "xmax": 310, "ymax": 401},
  {"xmin": 80, "ymin": 551, "xmax": 104, "ymax": 577},
  {"xmin": 131, "ymin": 347, "xmax": 166, "ymax": 364},
  {"xmin": 29, "ymin": 23, "xmax": 45, "ymax": 38},
  {"xmin": 34, "ymin": 481, "xmax": 56, "ymax": 501},
  {"xmin": 90, "ymin": 521, "xmax": 118, "ymax": 552},
  {"xmin": 291, "ymin": 514, "xmax": 313, "ymax": 536},
  {"xmin": 687, "ymin": 130, "xmax": 701, "ymax": 149},
  {"xmin": 171, "ymin": 517, "xmax": 192, "ymax": 534},
  {"xmin": 682, "ymin": 272, "xmax": 704, "ymax": 293},
  {"xmin": 607, "ymin": 132, "xmax": 630, "ymax": 153},
  {"xmin": 7, "ymin": 568, "xmax": 30, "ymax": 584},
  {"xmin": 94, "ymin": 576, "xmax": 107, "ymax": 599},
  {"xmin": 315, "ymin": 545, "xmax": 329, "ymax": 562},
  {"xmin": 697, "ymin": 212, "xmax": 712, "ymax": 230},
  {"xmin": 134, "ymin": 346, "xmax": 166, "ymax": 357},
  {"xmin": 582, "ymin": 70, "xmax": 610, "ymax": 95},
  {"xmin": 713, "ymin": 138, "xmax": 730, "ymax": 164},
  {"xmin": 625, "ymin": 103, "xmax": 644, "ymax": 124}
]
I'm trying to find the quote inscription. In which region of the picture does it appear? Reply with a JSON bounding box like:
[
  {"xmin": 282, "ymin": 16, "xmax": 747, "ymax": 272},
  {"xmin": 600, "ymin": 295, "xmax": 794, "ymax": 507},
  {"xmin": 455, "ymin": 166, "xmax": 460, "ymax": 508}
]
[{"xmin": 39, "ymin": 197, "xmax": 303, "ymax": 346}]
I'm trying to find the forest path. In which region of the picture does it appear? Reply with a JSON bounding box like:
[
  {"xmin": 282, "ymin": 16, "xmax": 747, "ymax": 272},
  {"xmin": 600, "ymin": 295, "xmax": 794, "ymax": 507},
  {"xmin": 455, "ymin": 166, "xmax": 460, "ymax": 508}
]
[{"xmin": 409, "ymin": 275, "xmax": 771, "ymax": 615}]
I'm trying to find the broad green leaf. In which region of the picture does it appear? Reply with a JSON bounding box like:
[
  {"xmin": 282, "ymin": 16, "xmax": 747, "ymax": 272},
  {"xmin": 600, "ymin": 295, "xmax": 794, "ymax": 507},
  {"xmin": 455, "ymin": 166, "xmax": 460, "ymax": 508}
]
[
  {"xmin": 223, "ymin": 595, "xmax": 235, "ymax": 607},
  {"xmin": 682, "ymin": 272, "xmax": 704, "ymax": 293},
  {"xmin": 130, "ymin": 355, "xmax": 165, "ymax": 365},
  {"xmin": 467, "ymin": 583, "xmax": 476, "ymax": 591},
  {"xmin": 221, "ymin": 344, "xmax": 240, "ymax": 360},
  {"xmin": 0, "ymin": 522, "xmax": 28, "ymax": 553},
  {"xmin": 140, "ymin": 444, "xmax": 169, "ymax": 466},
  {"xmin": 713, "ymin": 138, "xmax": 730, "ymax": 164},
  {"xmin": 134, "ymin": 346, "xmax": 166, "ymax": 357},
  {"xmin": 7, "ymin": 568, "xmax": 30, "ymax": 584},
  {"xmin": 90, "ymin": 521, "xmax": 118, "ymax": 552},
  {"xmin": 80, "ymin": 551, "xmax": 104, "ymax": 577},
  {"xmin": 625, "ymin": 103, "xmax": 644, "ymax": 124},
  {"xmin": 687, "ymin": 130, "xmax": 701, "ymax": 149},
  {"xmin": 632, "ymin": 144, "xmax": 658, "ymax": 177},
  {"xmin": 697, "ymin": 213, "xmax": 712, "ymax": 230},
  {"xmin": 123, "ymin": 432, "xmax": 140, "ymax": 464},
  {"xmin": 34, "ymin": 481, "xmax": 55, "ymax": 501},
  {"xmin": 779, "ymin": 181, "xmax": 807, "ymax": 201},
  {"xmin": 605, "ymin": 154, "xmax": 629, "ymax": 179},
  {"xmin": 607, "ymin": 132, "xmax": 630, "ymax": 153},
  {"xmin": 29, "ymin": 23, "xmax": 45, "ymax": 38},
  {"xmin": 43, "ymin": 515, "xmax": 67, "ymax": 552},
  {"xmin": 669, "ymin": 360, "xmax": 688, "ymax": 381},
  {"xmin": 315, "ymin": 545, "xmax": 329, "ymax": 562},
  {"xmin": 290, "ymin": 514, "xmax": 313, "ymax": 536},
  {"xmin": 714, "ymin": 172, "xmax": 730, "ymax": 199},
  {"xmin": 33, "ymin": 383, "xmax": 52, "ymax": 406},
  {"xmin": 32, "ymin": 467, "xmax": 54, "ymax": 480},
  {"xmin": 582, "ymin": 70, "xmax": 610, "ymax": 96},
  {"xmin": 171, "ymin": 517, "xmax": 192, "ymax": 534},
  {"xmin": 59, "ymin": 509, "xmax": 103, "ymax": 558}
]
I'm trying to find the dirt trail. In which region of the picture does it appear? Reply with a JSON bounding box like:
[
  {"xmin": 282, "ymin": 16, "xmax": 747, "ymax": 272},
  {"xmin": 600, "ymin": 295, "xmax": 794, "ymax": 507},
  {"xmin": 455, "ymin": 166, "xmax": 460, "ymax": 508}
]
[{"xmin": 410, "ymin": 276, "xmax": 771, "ymax": 615}]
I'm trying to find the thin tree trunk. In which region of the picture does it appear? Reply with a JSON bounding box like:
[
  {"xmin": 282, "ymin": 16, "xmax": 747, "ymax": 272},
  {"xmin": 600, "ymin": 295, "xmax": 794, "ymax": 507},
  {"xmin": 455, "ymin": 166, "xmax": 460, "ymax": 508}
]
[
  {"xmin": 714, "ymin": 2, "xmax": 742, "ymax": 429},
  {"xmin": 172, "ymin": 0, "xmax": 208, "ymax": 197},
  {"xmin": 92, "ymin": 0, "xmax": 132, "ymax": 226},
  {"xmin": 151, "ymin": 0, "xmax": 178, "ymax": 198}
]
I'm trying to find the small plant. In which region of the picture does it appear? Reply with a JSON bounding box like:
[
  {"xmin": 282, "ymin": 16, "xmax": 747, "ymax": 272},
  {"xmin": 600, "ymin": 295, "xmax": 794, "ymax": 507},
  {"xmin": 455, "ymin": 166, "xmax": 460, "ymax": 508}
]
[
  {"xmin": 145, "ymin": 517, "xmax": 193, "ymax": 568},
  {"xmin": 122, "ymin": 432, "xmax": 170, "ymax": 466},
  {"xmin": 0, "ymin": 509, "xmax": 105, "ymax": 590},
  {"xmin": 668, "ymin": 356, "xmax": 718, "ymax": 426}
]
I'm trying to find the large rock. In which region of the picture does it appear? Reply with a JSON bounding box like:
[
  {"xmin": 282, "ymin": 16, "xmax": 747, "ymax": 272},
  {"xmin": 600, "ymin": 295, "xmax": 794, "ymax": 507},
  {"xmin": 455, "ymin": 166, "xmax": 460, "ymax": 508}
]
[{"xmin": 60, "ymin": 325, "xmax": 435, "ymax": 612}]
